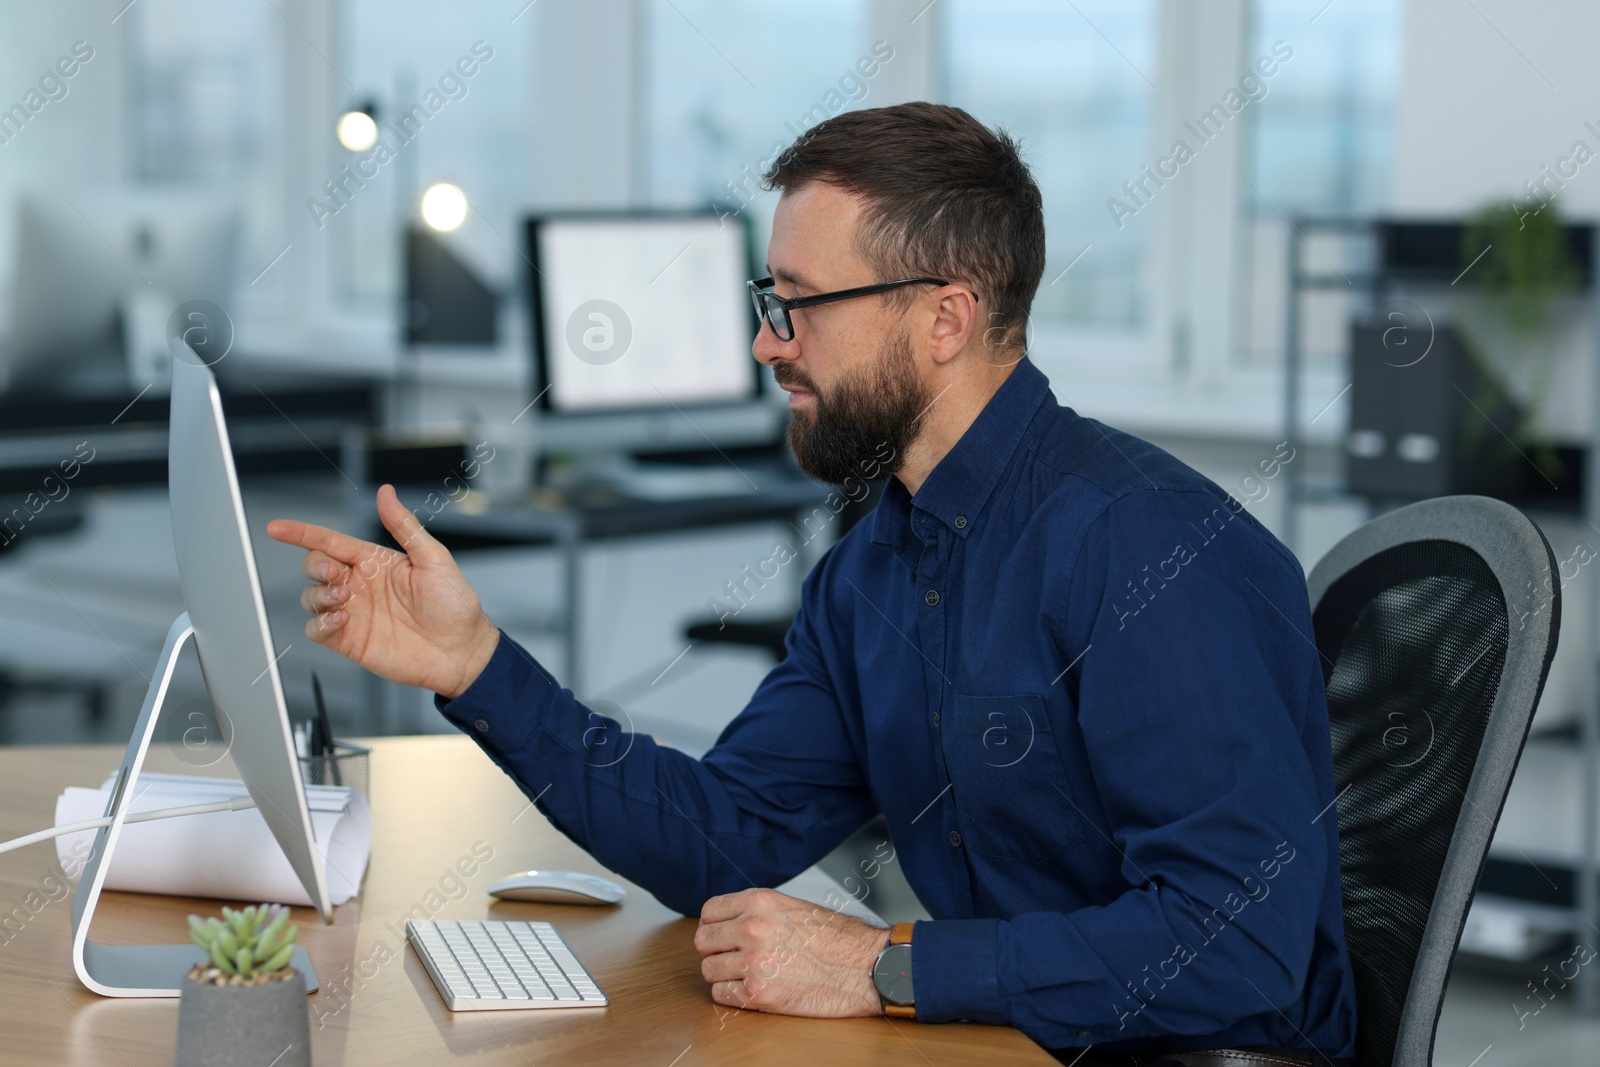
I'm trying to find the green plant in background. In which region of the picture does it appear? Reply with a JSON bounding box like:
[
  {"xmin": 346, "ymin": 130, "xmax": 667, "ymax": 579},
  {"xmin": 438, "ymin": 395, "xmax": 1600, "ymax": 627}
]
[
  {"xmin": 1462, "ymin": 200, "xmax": 1582, "ymax": 329},
  {"xmin": 1457, "ymin": 199, "xmax": 1581, "ymax": 485},
  {"xmin": 188, "ymin": 904, "xmax": 298, "ymax": 985}
]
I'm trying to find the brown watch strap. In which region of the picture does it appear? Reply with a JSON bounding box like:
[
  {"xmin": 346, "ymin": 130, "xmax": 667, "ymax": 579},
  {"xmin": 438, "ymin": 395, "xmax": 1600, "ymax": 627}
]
[{"xmin": 882, "ymin": 922, "xmax": 916, "ymax": 1018}]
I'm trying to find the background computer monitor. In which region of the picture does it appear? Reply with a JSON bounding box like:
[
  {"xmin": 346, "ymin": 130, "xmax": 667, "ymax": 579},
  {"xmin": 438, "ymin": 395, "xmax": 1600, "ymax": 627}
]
[
  {"xmin": 524, "ymin": 210, "xmax": 780, "ymax": 464},
  {"xmin": 404, "ymin": 226, "xmax": 498, "ymax": 348},
  {"xmin": 4, "ymin": 190, "xmax": 239, "ymax": 391}
]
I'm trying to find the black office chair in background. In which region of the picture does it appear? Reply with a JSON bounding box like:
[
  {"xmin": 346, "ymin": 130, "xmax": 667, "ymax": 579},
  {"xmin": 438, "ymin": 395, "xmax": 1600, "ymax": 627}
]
[{"xmin": 1307, "ymin": 495, "xmax": 1562, "ymax": 1067}]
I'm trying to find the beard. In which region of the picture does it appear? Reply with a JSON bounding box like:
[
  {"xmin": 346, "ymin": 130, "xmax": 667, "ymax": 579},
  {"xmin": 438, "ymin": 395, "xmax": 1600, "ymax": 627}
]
[{"xmin": 777, "ymin": 328, "xmax": 930, "ymax": 487}]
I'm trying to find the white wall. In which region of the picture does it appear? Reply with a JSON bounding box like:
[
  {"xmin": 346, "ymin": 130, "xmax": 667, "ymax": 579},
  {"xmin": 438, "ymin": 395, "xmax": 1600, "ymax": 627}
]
[{"xmin": 1391, "ymin": 0, "xmax": 1600, "ymax": 217}]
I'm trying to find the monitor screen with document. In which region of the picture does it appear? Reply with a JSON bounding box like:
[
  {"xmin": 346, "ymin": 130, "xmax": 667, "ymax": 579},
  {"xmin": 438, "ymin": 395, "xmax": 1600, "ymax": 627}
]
[{"xmin": 526, "ymin": 211, "xmax": 763, "ymax": 416}]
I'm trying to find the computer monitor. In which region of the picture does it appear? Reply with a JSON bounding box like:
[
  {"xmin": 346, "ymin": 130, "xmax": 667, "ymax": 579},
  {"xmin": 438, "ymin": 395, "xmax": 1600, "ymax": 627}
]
[
  {"xmin": 4, "ymin": 189, "xmax": 239, "ymax": 392},
  {"xmin": 404, "ymin": 227, "xmax": 498, "ymax": 348},
  {"xmin": 70, "ymin": 345, "xmax": 328, "ymax": 998},
  {"xmin": 167, "ymin": 351, "xmax": 332, "ymax": 918},
  {"xmin": 524, "ymin": 210, "xmax": 780, "ymax": 470}
]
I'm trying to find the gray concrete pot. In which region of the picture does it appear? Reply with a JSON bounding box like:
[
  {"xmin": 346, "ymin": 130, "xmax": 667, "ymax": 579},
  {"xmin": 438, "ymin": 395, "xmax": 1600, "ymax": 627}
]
[{"xmin": 175, "ymin": 968, "xmax": 311, "ymax": 1067}]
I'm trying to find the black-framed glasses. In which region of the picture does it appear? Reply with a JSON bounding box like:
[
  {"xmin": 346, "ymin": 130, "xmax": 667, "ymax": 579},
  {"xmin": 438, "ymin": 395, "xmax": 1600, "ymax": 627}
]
[{"xmin": 747, "ymin": 276, "xmax": 957, "ymax": 342}]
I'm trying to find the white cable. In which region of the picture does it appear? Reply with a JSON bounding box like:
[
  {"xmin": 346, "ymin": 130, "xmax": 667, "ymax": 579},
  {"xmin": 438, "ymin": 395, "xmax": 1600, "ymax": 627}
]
[{"xmin": 0, "ymin": 794, "xmax": 257, "ymax": 856}]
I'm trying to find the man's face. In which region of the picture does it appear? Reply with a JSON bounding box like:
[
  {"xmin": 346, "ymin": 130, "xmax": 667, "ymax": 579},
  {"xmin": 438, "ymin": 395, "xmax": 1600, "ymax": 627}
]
[{"xmin": 755, "ymin": 183, "xmax": 930, "ymax": 486}]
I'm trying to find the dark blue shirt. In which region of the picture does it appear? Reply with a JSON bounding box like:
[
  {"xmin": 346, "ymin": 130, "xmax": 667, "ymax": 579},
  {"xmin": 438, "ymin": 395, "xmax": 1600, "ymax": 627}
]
[{"xmin": 438, "ymin": 358, "xmax": 1359, "ymax": 1057}]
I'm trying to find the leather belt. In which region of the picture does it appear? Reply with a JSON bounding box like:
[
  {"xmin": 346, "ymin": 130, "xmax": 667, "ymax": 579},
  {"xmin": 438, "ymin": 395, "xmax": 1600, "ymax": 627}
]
[{"xmin": 1056, "ymin": 1045, "xmax": 1354, "ymax": 1067}]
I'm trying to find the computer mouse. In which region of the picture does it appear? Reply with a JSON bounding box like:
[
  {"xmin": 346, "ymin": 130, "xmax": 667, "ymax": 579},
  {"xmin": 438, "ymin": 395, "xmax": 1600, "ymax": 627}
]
[{"xmin": 486, "ymin": 870, "xmax": 626, "ymax": 905}]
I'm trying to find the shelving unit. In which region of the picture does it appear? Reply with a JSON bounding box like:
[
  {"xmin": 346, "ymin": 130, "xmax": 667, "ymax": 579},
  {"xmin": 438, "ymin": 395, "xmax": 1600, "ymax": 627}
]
[{"xmin": 1279, "ymin": 216, "xmax": 1600, "ymax": 1015}]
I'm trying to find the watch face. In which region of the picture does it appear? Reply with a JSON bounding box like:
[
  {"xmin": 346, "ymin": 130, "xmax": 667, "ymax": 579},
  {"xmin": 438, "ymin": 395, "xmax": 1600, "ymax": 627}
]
[{"xmin": 873, "ymin": 943, "xmax": 914, "ymax": 1006}]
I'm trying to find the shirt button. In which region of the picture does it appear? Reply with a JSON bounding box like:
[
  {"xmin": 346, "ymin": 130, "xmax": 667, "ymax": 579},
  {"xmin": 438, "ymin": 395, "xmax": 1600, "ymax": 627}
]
[
  {"xmin": 473, "ymin": 719, "xmax": 489, "ymax": 732},
  {"xmin": 955, "ymin": 515, "xmax": 967, "ymax": 529},
  {"xmin": 948, "ymin": 831, "xmax": 962, "ymax": 847},
  {"xmin": 932, "ymin": 711, "xmax": 940, "ymax": 727},
  {"xmin": 924, "ymin": 589, "xmax": 940, "ymax": 606},
  {"xmin": 1078, "ymin": 1030, "xmax": 1092, "ymax": 1039}
]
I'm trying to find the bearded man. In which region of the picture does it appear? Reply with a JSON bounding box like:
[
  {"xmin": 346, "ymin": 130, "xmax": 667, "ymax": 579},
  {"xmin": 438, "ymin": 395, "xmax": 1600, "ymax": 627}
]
[{"xmin": 269, "ymin": 102, "xmax": 1358, "ymax": 1066}]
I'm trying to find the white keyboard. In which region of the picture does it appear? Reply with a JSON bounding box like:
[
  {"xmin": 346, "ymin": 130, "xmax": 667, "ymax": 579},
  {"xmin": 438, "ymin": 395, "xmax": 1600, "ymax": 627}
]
[{"xmin": 407, "ymin": 919, "xmax": 608, "ymax": 1011}]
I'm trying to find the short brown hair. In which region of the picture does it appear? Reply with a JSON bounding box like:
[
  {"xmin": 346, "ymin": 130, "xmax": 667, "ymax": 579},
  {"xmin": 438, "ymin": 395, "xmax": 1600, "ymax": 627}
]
[{"xmin": 763, "ymin": 102, "xmax": 1045, "ymax": 348}]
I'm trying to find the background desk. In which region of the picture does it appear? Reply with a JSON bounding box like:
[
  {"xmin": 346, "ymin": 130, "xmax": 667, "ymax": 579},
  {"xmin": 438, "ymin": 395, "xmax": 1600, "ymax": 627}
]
[
  {"xmin": 0, "ymin": 736, "xmax": 1053, "ymax": 1065},
  {"xmin": 364, "ymin": 473, "xmax": 829, "ymax": 697},
  {"xmin": 0, "ymin": 372, "xmax": 379, "ymax": 494}
]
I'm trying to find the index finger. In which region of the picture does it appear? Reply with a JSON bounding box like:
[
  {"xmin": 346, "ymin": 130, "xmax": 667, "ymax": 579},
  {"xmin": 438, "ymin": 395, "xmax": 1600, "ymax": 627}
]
[
  {"xmin": 266, "ymin": 518, "xmax": 378, "ymax": 568},
  {"xmin": 699, "ymin": 889, "xmax": 757, "ymax": 925}
]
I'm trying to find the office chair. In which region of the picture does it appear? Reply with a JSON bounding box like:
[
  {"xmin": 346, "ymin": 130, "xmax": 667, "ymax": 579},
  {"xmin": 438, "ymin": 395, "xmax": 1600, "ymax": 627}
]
[{"xmin": 1306, "ymin": 495, "xmax": 1562, "ymax": 1067}]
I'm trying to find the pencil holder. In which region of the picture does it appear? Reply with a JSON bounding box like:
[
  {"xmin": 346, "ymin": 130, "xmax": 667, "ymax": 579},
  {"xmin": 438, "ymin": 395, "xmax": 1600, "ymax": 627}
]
[{"xmin": 298, "ymin": 740, "xmax": 371, "ymax": 802}]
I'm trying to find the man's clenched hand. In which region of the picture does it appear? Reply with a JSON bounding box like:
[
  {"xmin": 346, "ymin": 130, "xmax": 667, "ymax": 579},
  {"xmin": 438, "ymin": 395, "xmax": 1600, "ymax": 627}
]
[{"xmin": 694, "ymin": 888, "xmax": 891, "ymax": 1018}]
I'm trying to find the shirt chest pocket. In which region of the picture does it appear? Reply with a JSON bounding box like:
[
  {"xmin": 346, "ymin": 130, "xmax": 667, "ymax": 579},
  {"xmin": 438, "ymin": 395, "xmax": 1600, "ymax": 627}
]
[{"xmin": 946, "ymin": 693, "xmax": 1086, "ymax": 865}]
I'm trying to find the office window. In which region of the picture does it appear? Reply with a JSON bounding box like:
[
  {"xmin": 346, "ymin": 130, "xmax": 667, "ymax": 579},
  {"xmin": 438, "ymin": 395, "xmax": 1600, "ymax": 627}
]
[
  {"xmin": 942, "ymin": 0, "xmax": 1157, "ymax": 329},
  {"xmin": 339, "ymin": 1, "xmax": 533, "ymax": 302},
  {"xmin": 1242, "ymin": 0, "xmax": 1402, "ymax": 366},
  {"xmin": 1248, "ymin": 0, "xmax": 1401, "ymax": 216},
  {"xmin": 125, "ymin": 0, "xmax": 281, "ymax": 279},
  {"xmin": 643, "ymin": 0, "xmax": 869, "ymax": 254}
]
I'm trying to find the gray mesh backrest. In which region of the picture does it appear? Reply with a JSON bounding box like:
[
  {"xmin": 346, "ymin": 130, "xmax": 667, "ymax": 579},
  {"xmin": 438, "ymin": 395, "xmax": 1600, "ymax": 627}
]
[{"xmin": 1306, "ymin": 496, "xmax": 1561, "ymax": 1067}]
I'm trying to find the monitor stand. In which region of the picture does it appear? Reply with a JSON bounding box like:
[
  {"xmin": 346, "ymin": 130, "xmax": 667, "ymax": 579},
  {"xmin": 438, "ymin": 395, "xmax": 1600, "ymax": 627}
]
[{"xmin": 69, "ymin": 612, "xmax": 319, "ymax": 997}]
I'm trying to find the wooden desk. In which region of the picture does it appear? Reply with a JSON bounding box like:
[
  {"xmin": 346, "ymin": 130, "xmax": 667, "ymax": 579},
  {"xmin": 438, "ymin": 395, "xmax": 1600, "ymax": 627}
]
[{"xmin": 0, "ymin": 737, "xmax": 1054, "ymax": 1065}]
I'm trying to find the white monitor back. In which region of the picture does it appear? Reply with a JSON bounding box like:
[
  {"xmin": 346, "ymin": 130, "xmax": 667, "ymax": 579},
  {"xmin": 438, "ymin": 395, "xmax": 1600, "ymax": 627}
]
[{"xmin": 168, "ymin": 351, "xmax": 331, "ymax": 919}]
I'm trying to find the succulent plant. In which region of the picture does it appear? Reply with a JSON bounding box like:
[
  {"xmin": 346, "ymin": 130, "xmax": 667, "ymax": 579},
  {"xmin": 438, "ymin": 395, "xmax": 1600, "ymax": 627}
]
[{"xmin": 188, "ymin": 904, "xmax": 297, "ymax": 980}]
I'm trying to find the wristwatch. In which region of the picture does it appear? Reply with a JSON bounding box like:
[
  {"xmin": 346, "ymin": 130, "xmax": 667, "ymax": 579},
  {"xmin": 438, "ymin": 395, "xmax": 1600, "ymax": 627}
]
[{"xmin": 872, "ymin": 921, "xmax": 915, "ymax": 1018}]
